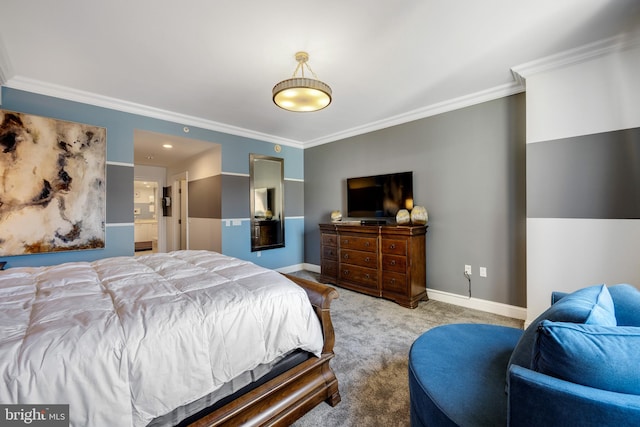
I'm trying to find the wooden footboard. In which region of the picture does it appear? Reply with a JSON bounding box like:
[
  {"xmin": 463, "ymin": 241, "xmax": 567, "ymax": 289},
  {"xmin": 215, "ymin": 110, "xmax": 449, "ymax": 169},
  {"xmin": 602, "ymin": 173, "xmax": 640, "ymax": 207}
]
[{"xmin": 187, "ymin": 274, "xmax": 341, "ymax": 427}]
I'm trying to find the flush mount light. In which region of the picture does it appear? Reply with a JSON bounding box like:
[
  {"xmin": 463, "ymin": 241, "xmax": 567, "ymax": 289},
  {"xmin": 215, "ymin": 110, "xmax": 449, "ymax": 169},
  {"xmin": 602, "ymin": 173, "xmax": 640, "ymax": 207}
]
[
  {"xmin": 162, "ymin": 144, "xmax": 173, "ymax": 149},
  {"xmin": 273, "ymin": 51, "xmax": 332, "ymax": 112}
]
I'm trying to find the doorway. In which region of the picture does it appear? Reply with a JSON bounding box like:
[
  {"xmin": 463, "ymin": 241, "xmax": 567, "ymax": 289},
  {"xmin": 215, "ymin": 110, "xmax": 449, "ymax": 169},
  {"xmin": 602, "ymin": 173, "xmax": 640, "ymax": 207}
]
[
  {"xmin": 133, "ymin": 129, "xmax": 222, "ymax": 253},
  {"xmin": 134, "ymin": 180, "xmax": 159, "ymax": 255}
]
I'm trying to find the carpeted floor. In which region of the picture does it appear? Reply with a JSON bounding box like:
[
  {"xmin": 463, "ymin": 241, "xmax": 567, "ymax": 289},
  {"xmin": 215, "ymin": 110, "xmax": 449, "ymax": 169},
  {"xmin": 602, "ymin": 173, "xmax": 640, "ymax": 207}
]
[{"xmin": 289, "ymin": 271, "xmax": 523, "ymax": 427}]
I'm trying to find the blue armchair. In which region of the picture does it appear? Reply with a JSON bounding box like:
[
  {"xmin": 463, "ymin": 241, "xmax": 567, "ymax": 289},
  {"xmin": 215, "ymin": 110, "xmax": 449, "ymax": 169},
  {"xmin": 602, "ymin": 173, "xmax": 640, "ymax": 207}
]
[{"xmin": 408, "ymin": 284, "xmax": 640, "ymax": 427}]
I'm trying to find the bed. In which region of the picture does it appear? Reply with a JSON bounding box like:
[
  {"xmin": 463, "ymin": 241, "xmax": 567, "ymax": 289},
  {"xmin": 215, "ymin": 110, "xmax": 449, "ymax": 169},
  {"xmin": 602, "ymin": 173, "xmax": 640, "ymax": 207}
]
[{"xmin": 0, "ymin": 250, "xmax": 340, "ymax": 426}]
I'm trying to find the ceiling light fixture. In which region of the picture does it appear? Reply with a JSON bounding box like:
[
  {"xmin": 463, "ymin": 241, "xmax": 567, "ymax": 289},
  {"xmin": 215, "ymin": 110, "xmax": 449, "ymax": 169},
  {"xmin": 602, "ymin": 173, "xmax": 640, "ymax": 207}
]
[{"xmin": 272, "ymin": 51, "xmax": 332, "ymax": 112}]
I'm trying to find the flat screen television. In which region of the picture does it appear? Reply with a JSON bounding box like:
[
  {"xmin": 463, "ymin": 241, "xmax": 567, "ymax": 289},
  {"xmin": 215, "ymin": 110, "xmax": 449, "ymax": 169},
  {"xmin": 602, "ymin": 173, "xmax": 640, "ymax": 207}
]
[{"xmin": 347, "ymin": 171, "xmax": 413, "ymax": 219}]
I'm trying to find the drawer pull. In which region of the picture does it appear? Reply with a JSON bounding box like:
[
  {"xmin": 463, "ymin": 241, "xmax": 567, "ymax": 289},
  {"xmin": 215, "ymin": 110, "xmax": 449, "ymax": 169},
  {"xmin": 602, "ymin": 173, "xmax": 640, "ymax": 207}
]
[
  {"xmin": 344, "ymin": 239, "xmax": 349, "ymax": 244},
  {"xmin": 365, "ymin": 257, "xmax": 370, "ymax": 262},
  {"xmin": 389, "ymin": 243, "xmax": 396, "ymax": 249},
  {"xmin": 365, "ymin": 274, "xmax": 370, "ymax": 279},
  {"xmin": 343, "ymin": 269, "xmax": 350, "ymax": 276},
  {"xmin": 365, "ymin": 241, "xmax": 370, "ymax": 247},
  {"xmin": 343, "ymin": 253, "xmax": 349, "ymax": 259},
  {"xmin": 390, "ymin": 260, "xmax": 396, "ymax": 266},
  {"xmin": 390, "ymin": 278, "xmax": 396, "ymax": 284}
]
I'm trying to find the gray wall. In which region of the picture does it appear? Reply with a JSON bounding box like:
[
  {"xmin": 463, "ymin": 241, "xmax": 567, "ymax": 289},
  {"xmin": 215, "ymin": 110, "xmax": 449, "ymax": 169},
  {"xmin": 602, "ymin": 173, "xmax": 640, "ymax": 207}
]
[
  {"xmin": 107, "ymin": 164, "xmax": 134, "ymax": 224},
  {"xmin": 189, "ymin": 175, "xmax": 222, "ymax": 219},
  {"xmin": 304, "ymin": 94, "xmax": 526, "ymax": 307},
  {"xmin": 527, "ymin": 127, "xmax": 640, "ymax": 219}
]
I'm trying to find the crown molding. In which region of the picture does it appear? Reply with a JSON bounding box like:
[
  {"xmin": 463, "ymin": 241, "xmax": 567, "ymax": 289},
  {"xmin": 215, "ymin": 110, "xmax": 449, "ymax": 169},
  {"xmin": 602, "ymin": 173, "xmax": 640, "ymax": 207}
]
[
  {"xmin": 6, "ymin": 74, "xmax": 525, "ymax": 150},
  {"xmin": 512, "ymin": 32, "xmax": 640, "ymax": 85},
  {"xmin": 3, "ymin": 76, "xmax": 304, "ymax": 149},
  {"xmin": 302, "ymin": 81, "xmax": 525, "ymax": 148}
]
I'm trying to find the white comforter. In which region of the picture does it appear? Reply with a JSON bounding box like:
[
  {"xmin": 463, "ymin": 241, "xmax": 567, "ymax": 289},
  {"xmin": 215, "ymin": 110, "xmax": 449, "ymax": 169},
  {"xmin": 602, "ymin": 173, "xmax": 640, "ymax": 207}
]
[{"xmin": 0, "ymin": 250, "xmax": 324, "ymax": 427}]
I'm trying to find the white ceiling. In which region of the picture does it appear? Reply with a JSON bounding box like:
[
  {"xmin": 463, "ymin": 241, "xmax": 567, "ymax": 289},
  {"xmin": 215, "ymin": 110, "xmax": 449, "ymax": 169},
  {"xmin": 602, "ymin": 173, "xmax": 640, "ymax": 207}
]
[
  {"xmin": 1, "ymin": 0, "xmax": 639, "ymax": 163},
  {"xmin": 133, "ymin": 129, "xmax": 216, "ymax": 168}
]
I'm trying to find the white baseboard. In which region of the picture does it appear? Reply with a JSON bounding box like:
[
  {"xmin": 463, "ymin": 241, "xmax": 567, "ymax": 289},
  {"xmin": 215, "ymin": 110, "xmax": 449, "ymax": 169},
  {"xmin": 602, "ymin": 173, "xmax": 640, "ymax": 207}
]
[
  {"xmin": 302, "ymin": 263, "xmax": 321, "ymax": 273},
  {"xmin": 426, "ymin": 288, "xmax": 527, "ymax": 320},
  {"xmin": 277, "ymin": 263, "xmax": 321, "ymax": 274},
  {"xmin": 287, "ymin": 263, "xmax": 527, "ymax": 321},
  {"xmin": 276, "ymin": 264, "xmax": 306, "ymax": 274}
]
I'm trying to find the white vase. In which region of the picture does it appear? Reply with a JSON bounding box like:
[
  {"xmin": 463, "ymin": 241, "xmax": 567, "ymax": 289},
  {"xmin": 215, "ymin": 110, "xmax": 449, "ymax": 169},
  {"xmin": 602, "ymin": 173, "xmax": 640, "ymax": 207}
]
[
  {"xmin": 396, "ymin": 209, "xmax": 411, "ymax": 225},
  {"xmin": 411, "ymin": 206, "xmax": 428, "ymax": 225}
]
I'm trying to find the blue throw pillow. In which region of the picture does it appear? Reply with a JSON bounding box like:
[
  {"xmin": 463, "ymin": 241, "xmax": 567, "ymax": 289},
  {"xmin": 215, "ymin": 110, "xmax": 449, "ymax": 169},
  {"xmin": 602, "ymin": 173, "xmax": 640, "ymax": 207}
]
[
  {"xmin": 608, "ymin": 284, "xmax": 640, "ymax": 326},
  {"xmin": 533, "ymin": 321, "xmax": 640, "ymax": 395},
  {"xmin": 507, "ymin": 284, "xmax": 616, "ymax": 386}
]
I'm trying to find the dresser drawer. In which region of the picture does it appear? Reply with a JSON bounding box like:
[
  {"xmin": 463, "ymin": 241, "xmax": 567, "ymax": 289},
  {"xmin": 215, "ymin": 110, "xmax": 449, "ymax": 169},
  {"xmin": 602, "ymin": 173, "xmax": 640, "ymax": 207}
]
[
  {"xmin": 381, "ymin": 239, "xmax": 407, "ymax": 256},
  {"xmin": 322, "ymin": 233, "xmax": 338, "ymax": 247},
  {"xmin": 340, "ymin": 265, "xmax": 378, "ymax": 289},
  {"xmin": 382, "ymin": 271, "xmax": 407, "ymax": 293},
  {"xmin": 323, "ymin": 245, "xmax": 338, "ymax": 260},
  {"xmin": 340, "ymin": 235, "xmax": 377, "ymax": 252},
  {"xmin": 321, "ymin": 260, "xmax": 338, "ymax": 278},
  {"xmin": 340, "ymin": 249, "xmax": 377, "ymax": 268},
  {"xmin": 382, "ymin": 254, "xmax": 406, "ymax": 273}
]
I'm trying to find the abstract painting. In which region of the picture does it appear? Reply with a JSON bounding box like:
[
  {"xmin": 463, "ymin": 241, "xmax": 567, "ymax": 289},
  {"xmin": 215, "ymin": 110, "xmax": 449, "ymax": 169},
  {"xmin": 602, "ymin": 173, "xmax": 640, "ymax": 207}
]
[{"xmin": 0, "ymin": 110, "xmax": 106, "ymax": 256}]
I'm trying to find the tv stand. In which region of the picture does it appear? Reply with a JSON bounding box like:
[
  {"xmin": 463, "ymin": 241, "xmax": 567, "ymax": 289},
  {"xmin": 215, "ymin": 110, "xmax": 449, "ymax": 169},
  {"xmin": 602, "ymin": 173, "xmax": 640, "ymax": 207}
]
[
  {"xmin": 360, "ymin": 219, "xmax": 387, "ymax": 226},
  {"xmin": 319, "ymin": 223, "xmax": 428, "ymax": 308}
]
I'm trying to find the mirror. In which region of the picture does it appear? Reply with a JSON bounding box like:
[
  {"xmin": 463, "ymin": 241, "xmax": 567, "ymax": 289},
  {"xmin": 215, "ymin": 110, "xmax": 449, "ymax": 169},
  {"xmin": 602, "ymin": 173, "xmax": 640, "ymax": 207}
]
[{"xmin": 250, "ymin": 154, "xmax": 284, "ymax": 251}]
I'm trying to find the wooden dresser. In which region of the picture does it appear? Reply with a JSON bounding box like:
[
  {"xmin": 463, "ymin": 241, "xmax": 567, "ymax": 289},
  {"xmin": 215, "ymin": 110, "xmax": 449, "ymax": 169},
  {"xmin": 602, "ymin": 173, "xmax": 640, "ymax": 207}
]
[{"xmin": 319, "ymin": 223, "xmax": 427, "ymax": 308}]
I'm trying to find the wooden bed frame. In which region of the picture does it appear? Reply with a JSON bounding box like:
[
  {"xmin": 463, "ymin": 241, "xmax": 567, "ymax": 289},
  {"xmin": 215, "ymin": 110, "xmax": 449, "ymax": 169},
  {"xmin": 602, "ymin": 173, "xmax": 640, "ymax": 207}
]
[{"xmin": 187, "ymin": 274, "xmax": 341, "ymax": 426}]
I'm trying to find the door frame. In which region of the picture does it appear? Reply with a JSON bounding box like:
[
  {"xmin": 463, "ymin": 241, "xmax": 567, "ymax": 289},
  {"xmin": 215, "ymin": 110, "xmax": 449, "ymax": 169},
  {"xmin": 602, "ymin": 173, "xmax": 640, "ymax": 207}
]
[{"xmin": 170, "ymin": 171, "xmax": 189, "ymax": 251}]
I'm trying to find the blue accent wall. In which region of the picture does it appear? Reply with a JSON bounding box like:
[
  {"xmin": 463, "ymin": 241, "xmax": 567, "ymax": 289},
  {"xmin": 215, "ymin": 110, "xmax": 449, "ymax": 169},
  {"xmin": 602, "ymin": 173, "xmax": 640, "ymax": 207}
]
[
  {"xmin": 0, "ymin": 87, "xmax": 305, "ymax": 268},
  {"xmin": 222, "ymin": 218, "xmax": 304, "ymax": 269}
]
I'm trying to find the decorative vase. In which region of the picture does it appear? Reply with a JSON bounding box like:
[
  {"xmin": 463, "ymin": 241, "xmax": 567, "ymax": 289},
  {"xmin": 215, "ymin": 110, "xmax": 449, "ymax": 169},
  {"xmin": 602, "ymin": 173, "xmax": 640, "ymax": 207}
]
[
  {"xmin": 411, "ymin": 206, "xmax": 428, "ymax": 225},
  {"xmin": 330, "ymin": 210, "xmax": 342, "ymax": 222},
  {"xmin": 396, "ymin": 209, "xmax": 411, "ymax": 225}
]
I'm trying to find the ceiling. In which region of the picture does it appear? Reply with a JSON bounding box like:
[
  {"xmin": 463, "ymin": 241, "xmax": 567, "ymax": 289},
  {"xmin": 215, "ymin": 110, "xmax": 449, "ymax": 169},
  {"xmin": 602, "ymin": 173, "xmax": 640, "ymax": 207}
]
[
  {"xmin": 133, "ymin": 129, "xmax": 216, "ymax": 168},
  {"xmin": 1, "ymin": 1, "xmax": 639, "ymax": 161}
]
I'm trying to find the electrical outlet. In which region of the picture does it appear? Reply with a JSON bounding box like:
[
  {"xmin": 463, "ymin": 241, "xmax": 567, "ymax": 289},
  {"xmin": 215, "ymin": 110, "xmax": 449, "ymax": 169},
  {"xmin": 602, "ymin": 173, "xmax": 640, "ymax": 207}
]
[
  {"xmin": 480, "ymin": 267, "xmax": 487, "ymax": 277},
  {"xmin": 464, "ymin": 265, "xmax": 472, "ymax": 275}
]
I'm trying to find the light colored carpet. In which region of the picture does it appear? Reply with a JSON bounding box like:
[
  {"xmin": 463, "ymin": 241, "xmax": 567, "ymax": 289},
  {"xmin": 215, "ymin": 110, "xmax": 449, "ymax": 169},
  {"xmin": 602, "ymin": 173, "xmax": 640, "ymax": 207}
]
[{"xmin": 289, "ymin": 271, "xmax": 523, "ymax": 427}]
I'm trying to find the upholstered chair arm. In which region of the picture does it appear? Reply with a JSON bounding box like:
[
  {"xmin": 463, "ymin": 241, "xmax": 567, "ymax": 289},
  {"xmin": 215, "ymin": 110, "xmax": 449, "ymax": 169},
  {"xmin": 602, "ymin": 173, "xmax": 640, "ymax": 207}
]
[{"xmin": 508, "ymin": 364, "xmax": 640, "ymax": 427}]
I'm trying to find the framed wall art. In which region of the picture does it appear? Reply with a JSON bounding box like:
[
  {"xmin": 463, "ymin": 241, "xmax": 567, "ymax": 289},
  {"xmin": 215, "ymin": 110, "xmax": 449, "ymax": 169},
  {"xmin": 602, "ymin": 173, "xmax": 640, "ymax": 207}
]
[{"xmin": 0, "ymin": 110, "xmax": 106, "ymax": 256}]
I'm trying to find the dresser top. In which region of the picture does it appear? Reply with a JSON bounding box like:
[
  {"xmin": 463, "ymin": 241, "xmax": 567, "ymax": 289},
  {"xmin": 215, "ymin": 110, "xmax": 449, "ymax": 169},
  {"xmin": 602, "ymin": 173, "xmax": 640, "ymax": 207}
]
[{"xmin": 319, "ymin": 223, "xmax": 427, "ymax": 236}]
